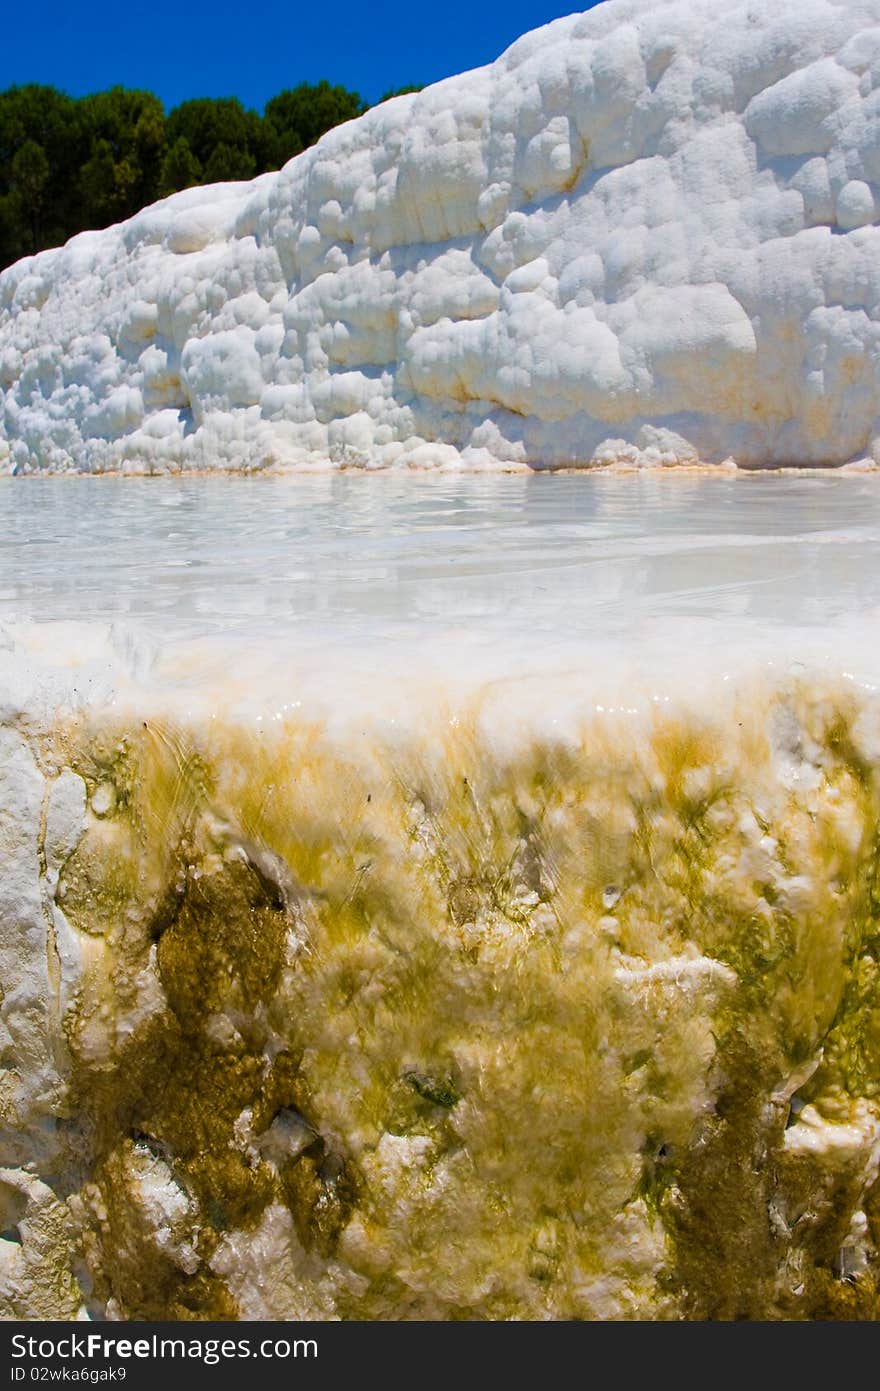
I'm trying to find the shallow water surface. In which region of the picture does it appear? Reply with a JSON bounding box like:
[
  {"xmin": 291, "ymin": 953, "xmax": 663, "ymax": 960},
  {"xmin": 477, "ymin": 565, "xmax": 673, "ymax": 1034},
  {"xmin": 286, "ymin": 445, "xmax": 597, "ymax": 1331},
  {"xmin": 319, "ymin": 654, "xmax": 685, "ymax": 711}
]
[{"xmin": 2, "ymin": 472, "xmax": 880, "ymax": 650}]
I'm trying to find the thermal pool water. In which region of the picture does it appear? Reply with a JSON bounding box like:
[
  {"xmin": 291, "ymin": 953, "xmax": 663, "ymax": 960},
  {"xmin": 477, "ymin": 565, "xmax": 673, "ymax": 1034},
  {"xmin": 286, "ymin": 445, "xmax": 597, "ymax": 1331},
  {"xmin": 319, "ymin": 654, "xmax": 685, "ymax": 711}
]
[{"xmin": 2, "ymin": 472, "xmax": 880, "ymax": 1320}]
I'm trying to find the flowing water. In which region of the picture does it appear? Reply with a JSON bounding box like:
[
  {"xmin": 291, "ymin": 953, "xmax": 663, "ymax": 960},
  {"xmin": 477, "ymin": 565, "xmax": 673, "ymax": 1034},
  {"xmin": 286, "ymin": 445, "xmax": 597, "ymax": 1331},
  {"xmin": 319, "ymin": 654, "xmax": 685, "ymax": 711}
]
[{"xmin": 3, "ymin": 471, "xmax": 880, "ymax": 644}]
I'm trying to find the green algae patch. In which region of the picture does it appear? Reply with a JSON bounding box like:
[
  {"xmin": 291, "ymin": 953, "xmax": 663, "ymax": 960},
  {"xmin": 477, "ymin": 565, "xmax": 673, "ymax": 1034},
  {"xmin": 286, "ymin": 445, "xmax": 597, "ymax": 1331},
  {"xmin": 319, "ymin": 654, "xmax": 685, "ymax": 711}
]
[{"xmin": 21, "ymin": 675, "xmax": 880, "ymax": 1318}]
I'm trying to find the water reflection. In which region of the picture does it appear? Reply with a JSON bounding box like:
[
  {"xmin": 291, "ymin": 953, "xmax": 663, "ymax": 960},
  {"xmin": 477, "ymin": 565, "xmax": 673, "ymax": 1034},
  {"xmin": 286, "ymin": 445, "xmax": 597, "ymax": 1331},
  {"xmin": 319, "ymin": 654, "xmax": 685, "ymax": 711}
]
[{"xmin": 1, "ymin": 472, "xmax": 878, "ymax": 646}]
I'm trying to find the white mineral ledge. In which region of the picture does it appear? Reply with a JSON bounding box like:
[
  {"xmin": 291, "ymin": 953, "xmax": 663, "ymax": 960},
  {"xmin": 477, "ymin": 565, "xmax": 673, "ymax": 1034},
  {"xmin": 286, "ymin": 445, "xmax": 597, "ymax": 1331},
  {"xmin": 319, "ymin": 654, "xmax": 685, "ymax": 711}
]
[{"xmin": 3, "ymin": 0, "xmax": 880, "ymax": 473}]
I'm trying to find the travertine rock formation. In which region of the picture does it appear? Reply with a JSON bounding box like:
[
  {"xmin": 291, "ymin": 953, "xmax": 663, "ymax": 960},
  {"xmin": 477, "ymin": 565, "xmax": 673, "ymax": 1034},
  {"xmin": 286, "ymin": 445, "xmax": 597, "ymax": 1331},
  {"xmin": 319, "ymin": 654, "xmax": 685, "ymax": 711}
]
[
  {"xmin": 4, "ymin": 0, "xmax": 880, "ymax": 472},
  {"xmin": 2, "ymin": 640, "xmax": 880, "ymax": 1319}
]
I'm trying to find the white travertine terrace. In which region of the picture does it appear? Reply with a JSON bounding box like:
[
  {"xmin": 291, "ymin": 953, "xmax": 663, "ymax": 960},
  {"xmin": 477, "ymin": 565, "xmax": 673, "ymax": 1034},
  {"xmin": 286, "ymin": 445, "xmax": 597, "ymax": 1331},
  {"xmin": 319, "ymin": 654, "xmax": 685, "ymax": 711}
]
[{"xmin": 4, "ymin": 0, "xmax": 880, "ymax": 472}]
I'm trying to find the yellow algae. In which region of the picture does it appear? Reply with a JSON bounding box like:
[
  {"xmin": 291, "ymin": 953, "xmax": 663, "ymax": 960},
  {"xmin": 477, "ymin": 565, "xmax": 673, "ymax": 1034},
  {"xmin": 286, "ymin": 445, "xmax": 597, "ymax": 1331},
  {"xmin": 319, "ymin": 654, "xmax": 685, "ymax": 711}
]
[
  {"xmin": 0, "ymin": 1171, "xmax": 83, "ymax": 1320},
  {"xmin": 4, "ymin": 671, "xmax": 880, "ymax": 1318}
]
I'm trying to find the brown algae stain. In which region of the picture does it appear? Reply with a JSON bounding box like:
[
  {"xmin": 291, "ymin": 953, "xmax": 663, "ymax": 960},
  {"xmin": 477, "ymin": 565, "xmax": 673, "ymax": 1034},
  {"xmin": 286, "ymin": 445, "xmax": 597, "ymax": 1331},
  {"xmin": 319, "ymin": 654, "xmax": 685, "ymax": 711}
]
[{"xmin": 41, "ymin": 679, "xmax": 880, "ymax": 1318}]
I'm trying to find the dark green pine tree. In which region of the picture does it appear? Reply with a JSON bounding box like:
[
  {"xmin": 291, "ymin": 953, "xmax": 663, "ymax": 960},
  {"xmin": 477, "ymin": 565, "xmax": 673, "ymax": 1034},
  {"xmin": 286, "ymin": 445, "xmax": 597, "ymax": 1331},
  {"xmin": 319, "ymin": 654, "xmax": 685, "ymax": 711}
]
[
  {"xmin": 263, "ymin": 81, "xmax": 366, "ymax": 168},
  {"xmin": 0, "ymin": 76, "xmax": 412, "ymax": 270},
  {"xmin": 9, "ymin": 139, "xmax": 50, "ymax": 253},
  {"xmin": 158, "ymin": 136, "xmax": 202, "ymax": 196}
]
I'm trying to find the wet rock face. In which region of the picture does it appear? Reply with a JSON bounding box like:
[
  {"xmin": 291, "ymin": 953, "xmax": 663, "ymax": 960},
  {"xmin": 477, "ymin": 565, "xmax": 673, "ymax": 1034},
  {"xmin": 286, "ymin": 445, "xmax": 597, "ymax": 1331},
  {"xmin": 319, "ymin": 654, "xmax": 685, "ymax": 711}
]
[
  {"xmin": 3, "ymin": 678, "xmax": 880, "ymax": 1320},
  {"xmin": 4, "ymin": 0, "xmax": 880, "ymax": 474}
]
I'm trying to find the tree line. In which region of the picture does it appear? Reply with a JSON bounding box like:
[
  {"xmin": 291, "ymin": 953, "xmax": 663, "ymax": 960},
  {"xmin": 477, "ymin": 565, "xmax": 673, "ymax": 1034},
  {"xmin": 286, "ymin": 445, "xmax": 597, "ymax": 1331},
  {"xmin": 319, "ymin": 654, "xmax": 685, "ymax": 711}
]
[{"xmin": 0, "ymin": 81, "xmax": 421, "ymax": 271}]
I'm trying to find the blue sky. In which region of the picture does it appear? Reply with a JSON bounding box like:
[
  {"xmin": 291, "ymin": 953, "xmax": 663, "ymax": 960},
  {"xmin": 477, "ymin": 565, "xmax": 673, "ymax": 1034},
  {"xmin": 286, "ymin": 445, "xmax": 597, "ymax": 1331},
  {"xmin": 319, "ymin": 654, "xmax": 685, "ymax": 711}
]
[{"xmin": 1, "ymin": 1, "xmax": 601, "ymax": 111}]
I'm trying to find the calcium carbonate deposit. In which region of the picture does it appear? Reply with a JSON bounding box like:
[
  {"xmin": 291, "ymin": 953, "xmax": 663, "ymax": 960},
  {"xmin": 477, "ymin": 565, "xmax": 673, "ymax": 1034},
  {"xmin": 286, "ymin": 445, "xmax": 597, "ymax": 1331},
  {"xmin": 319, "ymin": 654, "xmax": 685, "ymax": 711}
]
[{"xmin": 5, "ymin": 0, "xmax": 880, "ymax": 472}]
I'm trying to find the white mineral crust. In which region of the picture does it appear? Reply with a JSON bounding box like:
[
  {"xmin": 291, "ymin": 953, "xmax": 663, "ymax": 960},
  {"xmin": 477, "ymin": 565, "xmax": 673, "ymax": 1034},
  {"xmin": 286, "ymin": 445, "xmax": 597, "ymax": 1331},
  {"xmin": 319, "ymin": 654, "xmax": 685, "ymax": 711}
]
[{"xmin": 4, "ymin": 0, "xmax": 880, "ymax": 472}]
